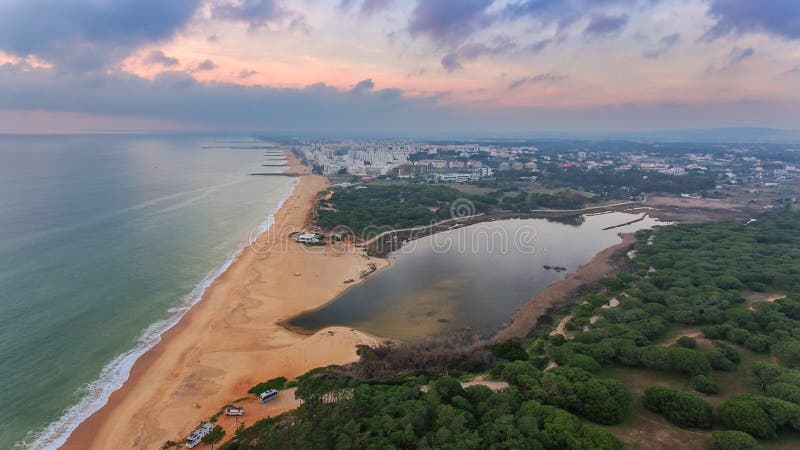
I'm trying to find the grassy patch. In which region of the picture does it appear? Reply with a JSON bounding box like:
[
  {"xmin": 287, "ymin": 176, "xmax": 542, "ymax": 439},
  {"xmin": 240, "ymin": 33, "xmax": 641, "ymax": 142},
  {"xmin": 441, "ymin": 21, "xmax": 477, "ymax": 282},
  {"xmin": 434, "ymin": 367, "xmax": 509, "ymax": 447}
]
[
  {"xmin": 247, "ymin": 376, "xmax": 287, "ymax": 395},
  {"xmin": 595, "ymin": 405, "xmax": 709, "ymax": 449}
]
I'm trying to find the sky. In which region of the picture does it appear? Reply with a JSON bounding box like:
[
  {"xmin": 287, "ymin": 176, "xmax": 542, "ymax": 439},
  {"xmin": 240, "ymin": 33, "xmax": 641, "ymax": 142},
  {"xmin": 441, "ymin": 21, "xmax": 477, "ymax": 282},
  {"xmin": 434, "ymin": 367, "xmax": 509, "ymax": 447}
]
[{"xmin": 0, "ymin": 0, "xmax": 799, "ymax": 135}]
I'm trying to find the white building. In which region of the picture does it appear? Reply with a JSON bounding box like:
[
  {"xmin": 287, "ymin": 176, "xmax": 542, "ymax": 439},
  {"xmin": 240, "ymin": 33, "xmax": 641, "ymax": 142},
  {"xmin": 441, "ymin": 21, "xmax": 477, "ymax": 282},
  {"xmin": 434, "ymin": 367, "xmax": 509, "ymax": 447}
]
[{"xmin": 435, "ymin": 173, "xmax": 474, "ymax": 183}]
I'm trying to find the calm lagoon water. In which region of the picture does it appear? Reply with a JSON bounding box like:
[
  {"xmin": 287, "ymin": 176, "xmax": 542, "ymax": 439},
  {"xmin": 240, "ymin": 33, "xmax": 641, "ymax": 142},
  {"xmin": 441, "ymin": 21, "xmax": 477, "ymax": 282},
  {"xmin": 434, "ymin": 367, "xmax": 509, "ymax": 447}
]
[
  {"xmin": 0, "ymin": 134, "xmax": 295, "ymax": 449},
  {"xmin": 290, "ymin": 212, "xmax": 662, "ymax": 340}
]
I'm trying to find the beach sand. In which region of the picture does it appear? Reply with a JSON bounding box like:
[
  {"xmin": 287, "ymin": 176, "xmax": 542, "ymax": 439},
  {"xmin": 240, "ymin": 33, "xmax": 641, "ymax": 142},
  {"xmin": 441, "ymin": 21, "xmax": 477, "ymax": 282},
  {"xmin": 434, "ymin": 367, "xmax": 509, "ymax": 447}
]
[
  {"xmin": 63, "ymin": 154, "xmax": 386, "ymax": 449},
  {"xmin": 282, "ymin": 150, "xmax": 309, "ymax": 176},
  {"xmin": 60, "ymin": 152, "xmax": 645, "ymax": 448}
]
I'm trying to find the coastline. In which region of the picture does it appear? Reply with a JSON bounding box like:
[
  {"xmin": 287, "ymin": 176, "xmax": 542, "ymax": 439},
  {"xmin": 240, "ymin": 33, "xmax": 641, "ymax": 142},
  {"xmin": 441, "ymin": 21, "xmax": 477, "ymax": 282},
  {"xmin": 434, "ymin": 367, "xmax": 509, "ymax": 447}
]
[
  {"xmin": 277, "ymin": 255, "xmax": 393, "ymax": 336},
  {"xmin": 61, "ymin": 151, "xmax": 387, "ymax": 449},
  {"xmin": 496, "ymin": 232, "xmax": 638, "ymax": 341},
  {"xmin": 53, "ymin": 153, "xmax": 654, "ymax": 449}
]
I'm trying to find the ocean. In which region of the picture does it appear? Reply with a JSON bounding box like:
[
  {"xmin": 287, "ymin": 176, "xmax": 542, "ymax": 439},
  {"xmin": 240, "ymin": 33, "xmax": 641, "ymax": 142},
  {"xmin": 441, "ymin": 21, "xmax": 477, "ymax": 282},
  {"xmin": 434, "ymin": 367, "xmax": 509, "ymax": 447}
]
[{"xmin": 0, "ymin": 134, "xmax": 296, "ymax": 449}]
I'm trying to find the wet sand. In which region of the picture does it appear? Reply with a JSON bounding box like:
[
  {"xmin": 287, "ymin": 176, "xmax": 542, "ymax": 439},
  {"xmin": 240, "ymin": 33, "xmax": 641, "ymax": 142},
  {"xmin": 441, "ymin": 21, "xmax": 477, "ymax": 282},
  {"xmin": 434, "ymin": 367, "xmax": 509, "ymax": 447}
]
[{"xmin": 62, "ymin": 154, "xmax": 386, "ymax": 449}]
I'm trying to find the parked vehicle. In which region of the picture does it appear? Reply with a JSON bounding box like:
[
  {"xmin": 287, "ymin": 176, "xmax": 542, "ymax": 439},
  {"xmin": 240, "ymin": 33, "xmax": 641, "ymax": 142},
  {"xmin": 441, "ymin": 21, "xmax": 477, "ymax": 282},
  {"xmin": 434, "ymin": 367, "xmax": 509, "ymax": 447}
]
[
  {"xmin": 225, "ymin": 406, "xmax": 244, "ymax": 416},
  {"xmin": 259, "ymin": 389, "xmax": 279, "ymax": 403},
  {"xmin": 185, "ymin": 422, "xmax": 213, "ymax": 448}
]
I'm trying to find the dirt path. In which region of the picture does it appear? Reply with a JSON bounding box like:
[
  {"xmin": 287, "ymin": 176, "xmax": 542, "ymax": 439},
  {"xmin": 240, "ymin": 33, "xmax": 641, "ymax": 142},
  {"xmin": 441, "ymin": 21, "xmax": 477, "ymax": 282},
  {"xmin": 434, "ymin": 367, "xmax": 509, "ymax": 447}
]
[
  {"xmin": 460, "ymin": 381, "xmax": 510, "ymax": 391},
  {"xmin": 660, "ymin": 331, "xmax": 703, "ymax": 347},
  {"xmin": 550, "ymin": 313, "xmax": 575, "ymax": 339},
  {"xmin": 211, "ymin": 388, "xmax": 301, "ymax": 444},
  {"xmin": 745, "ymin": 292, "xmax": 786, "ymax": 311},
  {"xmin": 421, "ymin": 381, "xmax": 510, "ymax": 393}
]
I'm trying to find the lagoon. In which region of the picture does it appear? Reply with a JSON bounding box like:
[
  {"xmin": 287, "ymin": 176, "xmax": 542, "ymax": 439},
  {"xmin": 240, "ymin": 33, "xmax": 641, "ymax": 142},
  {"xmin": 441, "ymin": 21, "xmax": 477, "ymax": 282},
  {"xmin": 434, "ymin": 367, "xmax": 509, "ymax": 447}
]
[{"xmin": 289, "ymin": 212, "xmax": 662, "ymax": 341}]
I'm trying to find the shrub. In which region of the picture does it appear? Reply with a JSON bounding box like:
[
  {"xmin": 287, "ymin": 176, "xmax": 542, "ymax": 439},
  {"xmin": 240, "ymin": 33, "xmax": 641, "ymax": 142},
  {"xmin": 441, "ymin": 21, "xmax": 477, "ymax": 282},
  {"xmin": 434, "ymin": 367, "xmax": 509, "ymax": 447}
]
[
  {"xmin": 537, "ymin": 314, "xmax": 554, "ymax": 325},
  {"xmin": 336, "ymin": 335, "xmax": 495, "ymax": 380},
  {"xmin": 690, "ymin": 374, "xmax": 720, "ymax": 395},
  {"xmin": 717, "ymin": 395, "xmax": 800, "ymax": 439},
  {"xmin": 500, "ymin": 360, "xmax": 545, "ymax": 401},
  {"xmin": 709, "ymin": 431, "xmax": 761, "ymax": 450},
  {"xmin": 713, "ymin": 340, "xmax": 742, "ymax": 363},
  {"xmin": 430, "ymin": 376, "xmax": 467, "ymax": 402},
  {"xmin": 701, "ymin": 324, "xmax": 727, "ymax": 340},
  {"xmin": 765, "ymin": 382, "xmax": 800, "ymax": 404},
  {"xmin": 726, "ymin": 328, "xmax": 752, "ymax": 345},
  {"xmin": 707, "ymin": 351, "xmax": 735, "ymax": 371},
  {"xmin": 773, "ymin": 340, "xmax": 800, "ymax": 367},
  {"xmin": 564, "ymin": 353, "xmax": 601, "ymax": 373},
  {"xmin": 676, "ymin": 336, "xmax": 698, "ymax": 349},
  {"xmin": 749, "ymin": 362, "xmax": 782, "ymax": 391},
  {"xmin": 671, "ymin": 347, "xmax": 712, "ymax": 376},
  {"xmin": 642, "ymin": 386, "xmax": 713, "ymax": 429},
  {"xmin": 248, "ymin": 376, "xmax": 287, "ymax": 395},
  {"xmin": 638, "ymin": 346, "xmax": 674, "ymax": 371},
  {"xmin": 201, "ymin": 425, "xmax": 225, "ymax": 447},
  {"xmin": 744, "ymin": 335, "xmax": 772, "ymax": 353},
  {"xmin": 489, "ymin": 339, "xmax": 529, "ymax": 361},
  {"xmin": 511, "ymin": 401, "xmax": 624, "ymax": 450},
  {"xmin": 540, "ymin": 367, "xmax": 631, "ymax": 425},
  {"xmin": 638, "ymin": 346, "xmax": 711, "ymax": 376},
  {"xmin": 717, "ymin": 397, "xmax": 774, "ymax": 439},
  {"xmin": 716, "ymin": 275, "xmax": 744, "ymax": 290}
]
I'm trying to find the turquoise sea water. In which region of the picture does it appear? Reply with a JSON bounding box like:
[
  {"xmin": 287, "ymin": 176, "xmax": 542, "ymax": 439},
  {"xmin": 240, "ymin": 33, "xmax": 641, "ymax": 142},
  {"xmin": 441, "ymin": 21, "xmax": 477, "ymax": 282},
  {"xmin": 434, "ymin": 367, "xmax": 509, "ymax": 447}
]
[{"xmin": 0, "ymin": 135, "xmax": 295, "ymax": 449}]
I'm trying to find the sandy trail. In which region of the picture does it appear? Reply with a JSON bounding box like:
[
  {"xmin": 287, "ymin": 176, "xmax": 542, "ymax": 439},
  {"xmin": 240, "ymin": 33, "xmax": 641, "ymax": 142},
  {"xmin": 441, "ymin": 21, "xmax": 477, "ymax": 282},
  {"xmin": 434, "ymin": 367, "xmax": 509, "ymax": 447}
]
[
  {"xmin": 746, "ymin": 293, "xmax": 787, "ymax": 311},
  {"xmin": 213, "ymin": 387, "xmax": 302, "ymax": 442},
  {"xmin": 550, "ymin": 313, "xmax": 575, "ymax": 339},
  {"xmin": 63, "ymin": 155, "xmax": 386, "ymax": 450},
  {"xmin": 661, "ymin": 331, "xmax": 704, "ymax": 347}
]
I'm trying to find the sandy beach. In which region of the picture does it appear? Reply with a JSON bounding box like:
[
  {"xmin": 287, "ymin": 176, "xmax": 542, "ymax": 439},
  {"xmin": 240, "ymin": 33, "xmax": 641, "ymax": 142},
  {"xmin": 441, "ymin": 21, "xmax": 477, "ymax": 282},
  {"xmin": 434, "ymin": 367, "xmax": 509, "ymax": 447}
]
[
  {"xmin": 63, "ymin": 152, "xmax": 387, "ymax": 449},
  {"xmin": 61, "ymin": 152, "xmax": 646, "ymax": 449}
]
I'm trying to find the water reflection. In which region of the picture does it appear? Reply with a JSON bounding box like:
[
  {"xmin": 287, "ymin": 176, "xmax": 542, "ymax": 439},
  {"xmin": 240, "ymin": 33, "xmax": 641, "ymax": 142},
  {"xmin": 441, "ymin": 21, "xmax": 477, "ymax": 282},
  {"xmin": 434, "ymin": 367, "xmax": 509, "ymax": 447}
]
[{"xmin": 289, "ymin": 212, "xmax": 662, "ymax": 341}]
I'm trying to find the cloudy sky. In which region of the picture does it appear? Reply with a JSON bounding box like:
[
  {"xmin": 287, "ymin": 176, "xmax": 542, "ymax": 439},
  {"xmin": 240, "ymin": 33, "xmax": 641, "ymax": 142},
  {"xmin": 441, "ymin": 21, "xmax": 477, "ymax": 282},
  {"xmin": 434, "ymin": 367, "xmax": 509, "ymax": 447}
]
[{"xmin": 0, "ymin": 0, "xmax": 798, "ymax": 134}]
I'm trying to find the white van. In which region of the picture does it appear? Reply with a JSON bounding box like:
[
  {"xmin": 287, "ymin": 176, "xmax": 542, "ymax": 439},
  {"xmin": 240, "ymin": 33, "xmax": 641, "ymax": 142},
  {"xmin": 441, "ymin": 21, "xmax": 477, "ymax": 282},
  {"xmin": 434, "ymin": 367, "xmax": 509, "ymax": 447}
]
[
  {"xmin": 185, "ymin": 422, "xmax": 213, "ymax": 448},
  {"xmin": 225, "ymin": 406, "xmax": 244, "ymax": 416},
  {"xmin": 259, "ymin": 389, "xmax": 279, "ymax": 403}
]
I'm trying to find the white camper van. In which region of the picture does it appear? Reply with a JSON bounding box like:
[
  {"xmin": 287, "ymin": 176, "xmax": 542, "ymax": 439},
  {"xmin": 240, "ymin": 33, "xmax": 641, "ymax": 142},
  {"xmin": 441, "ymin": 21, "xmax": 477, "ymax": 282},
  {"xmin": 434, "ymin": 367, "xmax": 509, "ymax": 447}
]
[
  {"xmin": 259, "ymin": 389, "xmax": 279, "ymax": 403},
  {"xmin": 185, "ymin": 422, "xmax": 213, "ymax": 448}
]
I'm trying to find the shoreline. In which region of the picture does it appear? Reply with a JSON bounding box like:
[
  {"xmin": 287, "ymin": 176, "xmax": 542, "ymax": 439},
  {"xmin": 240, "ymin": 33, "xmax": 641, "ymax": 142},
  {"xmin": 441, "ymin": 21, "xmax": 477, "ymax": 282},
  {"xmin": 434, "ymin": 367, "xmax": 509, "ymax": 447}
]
[
  {"xmin": 28, "ymin": 224, "xmax": 278, "ymax": 450},
  {"xmin": 27, "ymin": 155, "xmax": 300, "ymax": 450},
  {"xmin": 286, "ymin": 214, "xmax": 655, "ymax": 342},
  {"xmin": 61, "ymin": 150, "xmax": 387, "ymax": 449},
  {"xmin": 55, "ymin": 154, "xmax": 659, "ymax": 448},
  {"xmin": 287, "ymin": 211, "xmax": 655, "ymax": 339},
  {"xmin": 277, "ymin": 256, "xmax": 393, "ymax": 336},
  {"xmin": 362, "ymin": 202, "xmax": 642, "ymax": 257},
  {"xmin": 496, "ymin": 232, "xmax": 639, "ymax": 341}
]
